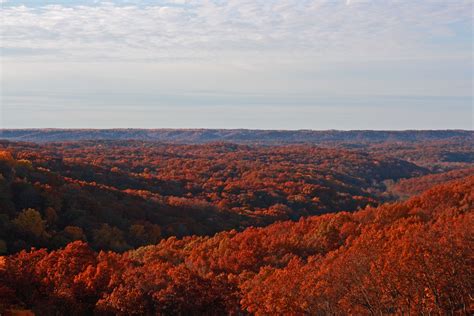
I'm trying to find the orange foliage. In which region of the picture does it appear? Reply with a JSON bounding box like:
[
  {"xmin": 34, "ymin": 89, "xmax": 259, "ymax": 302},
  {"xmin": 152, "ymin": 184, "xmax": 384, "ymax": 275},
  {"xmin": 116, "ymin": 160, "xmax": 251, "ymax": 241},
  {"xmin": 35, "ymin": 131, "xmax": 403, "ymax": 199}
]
[
  {"xmin": 1, "ymin": 176, "xmax": 472, "ymax": 314},
  {"xmin": 0, "ymin": 141, "xmax": 429, "ymax": 253}
]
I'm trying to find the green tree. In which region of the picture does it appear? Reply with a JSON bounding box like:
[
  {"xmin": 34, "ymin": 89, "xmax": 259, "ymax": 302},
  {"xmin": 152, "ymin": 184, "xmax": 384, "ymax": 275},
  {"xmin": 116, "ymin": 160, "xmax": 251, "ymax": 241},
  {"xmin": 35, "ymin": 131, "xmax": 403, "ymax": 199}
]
[
  {"xmin": 13, "ymin": 208, "xmax": 47, "ymax": 238},
  {"xmin": 93, "ymin": 224, "xmax": 130, "ymax": 252}
]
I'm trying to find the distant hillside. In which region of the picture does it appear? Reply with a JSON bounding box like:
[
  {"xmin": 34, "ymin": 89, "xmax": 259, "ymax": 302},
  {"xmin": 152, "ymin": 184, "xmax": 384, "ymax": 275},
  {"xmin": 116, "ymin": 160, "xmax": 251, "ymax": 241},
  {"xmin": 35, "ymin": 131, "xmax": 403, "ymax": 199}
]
[
  {"xmin": 0, "ymin": 129, "xmax": 472, "ymax": 144},
  {"xmin": 386, "ymin": 167, "xmax": 474, "ymax": 199},
  {"xmin": 0, "ymin": 141, "xmax": 427, "ymax": 254}
]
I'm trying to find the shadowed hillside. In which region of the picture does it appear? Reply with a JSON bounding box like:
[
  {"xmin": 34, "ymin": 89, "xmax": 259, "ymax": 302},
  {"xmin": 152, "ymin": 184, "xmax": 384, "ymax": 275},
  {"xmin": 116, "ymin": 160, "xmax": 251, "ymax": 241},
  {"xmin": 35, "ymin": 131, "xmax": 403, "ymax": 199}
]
[{"xmin": 0, "ymin": 141, "xmax": 428, "ymax": 254}]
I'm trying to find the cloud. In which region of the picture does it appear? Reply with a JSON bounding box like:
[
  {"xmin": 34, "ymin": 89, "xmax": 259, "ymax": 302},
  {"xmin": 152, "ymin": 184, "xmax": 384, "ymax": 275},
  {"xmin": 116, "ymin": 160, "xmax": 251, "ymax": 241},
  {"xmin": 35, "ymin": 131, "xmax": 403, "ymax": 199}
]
[
  {"xmin": 1, "ymin": 0, "xmax": 472, "ymax": 63},
  {"xmin": 1, "ymin": 1, "xmax": 472, "ymax": 129}
]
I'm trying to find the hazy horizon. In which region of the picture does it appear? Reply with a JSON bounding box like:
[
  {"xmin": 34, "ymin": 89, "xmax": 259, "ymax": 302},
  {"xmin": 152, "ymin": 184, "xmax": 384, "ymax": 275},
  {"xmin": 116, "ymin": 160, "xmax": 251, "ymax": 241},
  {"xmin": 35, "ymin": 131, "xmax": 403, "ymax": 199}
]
[
  {"xmin": 0, "ymin": 127, "xmax": 472, "ymax": 132},
  {"xmin": 1, "ymin": 0, "xmax": 473, "ymax": 129}
]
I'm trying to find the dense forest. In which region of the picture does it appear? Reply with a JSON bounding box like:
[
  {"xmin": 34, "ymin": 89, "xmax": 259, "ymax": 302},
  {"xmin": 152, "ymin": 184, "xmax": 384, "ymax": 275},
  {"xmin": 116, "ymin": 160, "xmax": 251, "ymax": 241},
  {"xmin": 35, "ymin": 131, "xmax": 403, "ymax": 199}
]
[
  {"xmin": 0, "ymin": 134, "xmax": 473, "ymax": 314},
  {"xmin": 1, "ymin": 175, "xmax": 472, "ymax": 314},
  {"xmin": 0, "ymin": 140, "xmax": 432, "ymax": 253}
]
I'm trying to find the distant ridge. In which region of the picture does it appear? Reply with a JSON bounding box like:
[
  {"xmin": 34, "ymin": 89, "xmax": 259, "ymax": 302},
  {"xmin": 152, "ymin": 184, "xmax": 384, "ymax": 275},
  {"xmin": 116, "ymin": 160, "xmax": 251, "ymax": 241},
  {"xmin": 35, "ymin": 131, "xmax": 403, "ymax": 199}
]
[{"xmin": 0, "ymin": 129, "xmax": 472, "ymax": 144}]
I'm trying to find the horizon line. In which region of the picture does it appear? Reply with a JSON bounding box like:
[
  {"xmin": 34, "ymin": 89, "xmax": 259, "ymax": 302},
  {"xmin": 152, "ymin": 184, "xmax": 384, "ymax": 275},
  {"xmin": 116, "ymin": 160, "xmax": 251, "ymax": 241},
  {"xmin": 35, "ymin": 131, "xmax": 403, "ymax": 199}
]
[{"xmin": 0, "ymin": 128, "xmax": 472, "ymax": 132}]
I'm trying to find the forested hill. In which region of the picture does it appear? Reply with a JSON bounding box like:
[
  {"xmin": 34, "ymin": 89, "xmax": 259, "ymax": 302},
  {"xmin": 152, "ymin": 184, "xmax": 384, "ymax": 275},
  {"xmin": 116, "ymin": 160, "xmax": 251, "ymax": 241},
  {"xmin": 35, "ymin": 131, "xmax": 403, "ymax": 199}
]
[
  {"xmin": 0, "ymin": 142, "xmax": 427, "ymax": 254},
  {"xmin": 1, "ymin": 175, "xmax": 472, "ymax": 315},
  {"xmin": 0, "ymin": 129, "xmax": 472, "ymax": 144}
]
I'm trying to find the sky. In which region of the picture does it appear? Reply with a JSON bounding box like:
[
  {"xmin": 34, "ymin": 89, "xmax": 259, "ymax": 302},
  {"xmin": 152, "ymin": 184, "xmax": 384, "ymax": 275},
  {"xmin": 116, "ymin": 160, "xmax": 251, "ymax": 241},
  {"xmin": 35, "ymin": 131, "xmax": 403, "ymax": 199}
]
[{"xmin": 0, "ymin": 0, "xmax": 472, "ymax": 130}]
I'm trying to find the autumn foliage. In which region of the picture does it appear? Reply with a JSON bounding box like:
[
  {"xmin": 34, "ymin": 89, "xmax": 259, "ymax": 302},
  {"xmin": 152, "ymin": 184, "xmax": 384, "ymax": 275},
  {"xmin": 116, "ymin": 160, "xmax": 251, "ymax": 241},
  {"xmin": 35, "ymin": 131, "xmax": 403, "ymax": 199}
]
[
  {"xmin": 0, "ymin": 138, "xmax": 472, "ymax": 314},
  {"xmin": 0, "ymin": 141, "xmax": 428, "ymax": 253},
  {"xmin": 1, "ymin": 176, "xmax": 472, "ymax": 315}
]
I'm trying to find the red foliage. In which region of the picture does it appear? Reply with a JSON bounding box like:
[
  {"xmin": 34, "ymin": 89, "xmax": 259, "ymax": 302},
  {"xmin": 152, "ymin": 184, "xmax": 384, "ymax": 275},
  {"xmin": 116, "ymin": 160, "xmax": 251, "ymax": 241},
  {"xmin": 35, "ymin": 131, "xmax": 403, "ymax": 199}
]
[
  {"xmin": 0, "ymin": 141, "xmax": 429, "ymax": 253},
  {"xmin": 1, "ymin": 176, "xmax": 472, "ymax": 314}
]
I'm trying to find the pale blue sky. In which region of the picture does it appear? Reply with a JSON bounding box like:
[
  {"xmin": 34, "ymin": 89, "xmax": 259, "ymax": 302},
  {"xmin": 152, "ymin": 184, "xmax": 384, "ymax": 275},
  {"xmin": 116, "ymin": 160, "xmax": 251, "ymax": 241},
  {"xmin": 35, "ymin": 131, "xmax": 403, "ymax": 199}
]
[{"xmin": 1, "ymin": 0, "xmax": 472, "ymax": 129}]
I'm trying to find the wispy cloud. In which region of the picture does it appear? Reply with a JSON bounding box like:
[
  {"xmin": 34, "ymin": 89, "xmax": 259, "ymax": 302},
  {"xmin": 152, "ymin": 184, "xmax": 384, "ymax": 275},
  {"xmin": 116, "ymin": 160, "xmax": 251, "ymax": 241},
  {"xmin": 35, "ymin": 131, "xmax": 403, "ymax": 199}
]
[{"xmin": 1, "ymin": 0, "xmax": 472, "ymax": 63}]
